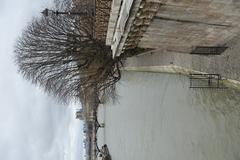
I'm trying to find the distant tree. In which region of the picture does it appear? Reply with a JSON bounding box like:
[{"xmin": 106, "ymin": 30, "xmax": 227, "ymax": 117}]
[{"xmin": 15, "ymin": 0, "xmax": 122, "ymax": 103}]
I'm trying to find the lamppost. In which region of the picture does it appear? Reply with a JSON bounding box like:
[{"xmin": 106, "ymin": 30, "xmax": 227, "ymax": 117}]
[{"xmin": 41, "ymin": 8, "xmax": 89, "ymax": 17}]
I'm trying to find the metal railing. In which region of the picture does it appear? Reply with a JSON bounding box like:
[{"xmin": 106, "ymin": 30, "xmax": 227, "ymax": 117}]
[{"xmin": 189, "ymin": 73, "xmax": 227, "ymax": 89}]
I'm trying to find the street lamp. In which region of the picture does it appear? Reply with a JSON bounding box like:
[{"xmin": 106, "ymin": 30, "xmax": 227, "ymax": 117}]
[{"xmin": 41, "ymin": 8, "xmax": 89, "ymax": 17}]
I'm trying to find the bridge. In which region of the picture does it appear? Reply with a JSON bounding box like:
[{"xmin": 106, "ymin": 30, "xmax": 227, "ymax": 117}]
[{"xmin": 106, "ymin": 0, "xmax": 240, "ymax": 84}]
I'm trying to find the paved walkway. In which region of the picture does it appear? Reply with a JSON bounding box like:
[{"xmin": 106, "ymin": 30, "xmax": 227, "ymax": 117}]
[{"xmin": 125, "ymin": 34, "xmax": 240, "ymax": 83}]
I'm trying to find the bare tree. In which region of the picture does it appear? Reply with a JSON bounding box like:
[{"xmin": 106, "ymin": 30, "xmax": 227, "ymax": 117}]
[{"xmin": 15, "ymin": 1, "xmax": 122, "ymax": 103}]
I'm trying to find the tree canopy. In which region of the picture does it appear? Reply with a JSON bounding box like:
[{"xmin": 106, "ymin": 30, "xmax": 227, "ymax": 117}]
[{"xmin": 15, "ymin": 1, "xmax": 122, "ymax": 103}]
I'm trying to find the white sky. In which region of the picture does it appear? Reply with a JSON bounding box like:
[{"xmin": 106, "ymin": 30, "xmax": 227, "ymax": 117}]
[{"xmin": 0, "ymin": 0, "xmax": 84, "ymax": 160}]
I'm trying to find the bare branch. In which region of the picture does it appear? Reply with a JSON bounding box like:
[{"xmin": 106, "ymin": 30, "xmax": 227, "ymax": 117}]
[{"xmin": 14, "ymin": 0, "xmax": 122, "ymax": 104}]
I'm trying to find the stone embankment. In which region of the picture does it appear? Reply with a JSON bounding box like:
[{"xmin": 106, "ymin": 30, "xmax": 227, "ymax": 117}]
[
  {"xmin": 105, "ymin": 0, "xmax": 240, "ymax": 88},
  {"xmin": 125, "ymin": 34, "xmax": 240, "ymax": 88}
]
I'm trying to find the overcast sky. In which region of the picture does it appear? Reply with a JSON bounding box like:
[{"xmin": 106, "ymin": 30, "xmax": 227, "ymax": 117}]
[{"xmin": 0, "ymin": 0, "xmax": 84, "ymax": 160}]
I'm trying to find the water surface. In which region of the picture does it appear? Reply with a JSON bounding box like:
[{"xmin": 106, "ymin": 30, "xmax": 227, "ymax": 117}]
[{"xmin": 97, "ymin": 72, "xmax": 240, "ymax": 160}]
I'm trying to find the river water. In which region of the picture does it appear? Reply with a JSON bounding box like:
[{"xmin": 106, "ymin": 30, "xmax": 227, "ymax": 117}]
[{"xmin": 97, "ymin": 71, "xmax": 240, "ymax": 160}]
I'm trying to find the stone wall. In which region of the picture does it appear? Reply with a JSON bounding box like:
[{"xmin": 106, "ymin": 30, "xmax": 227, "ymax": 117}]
[{"xmin": 125, "ymin": 33, "xmax": 240, "ymax": 82}]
